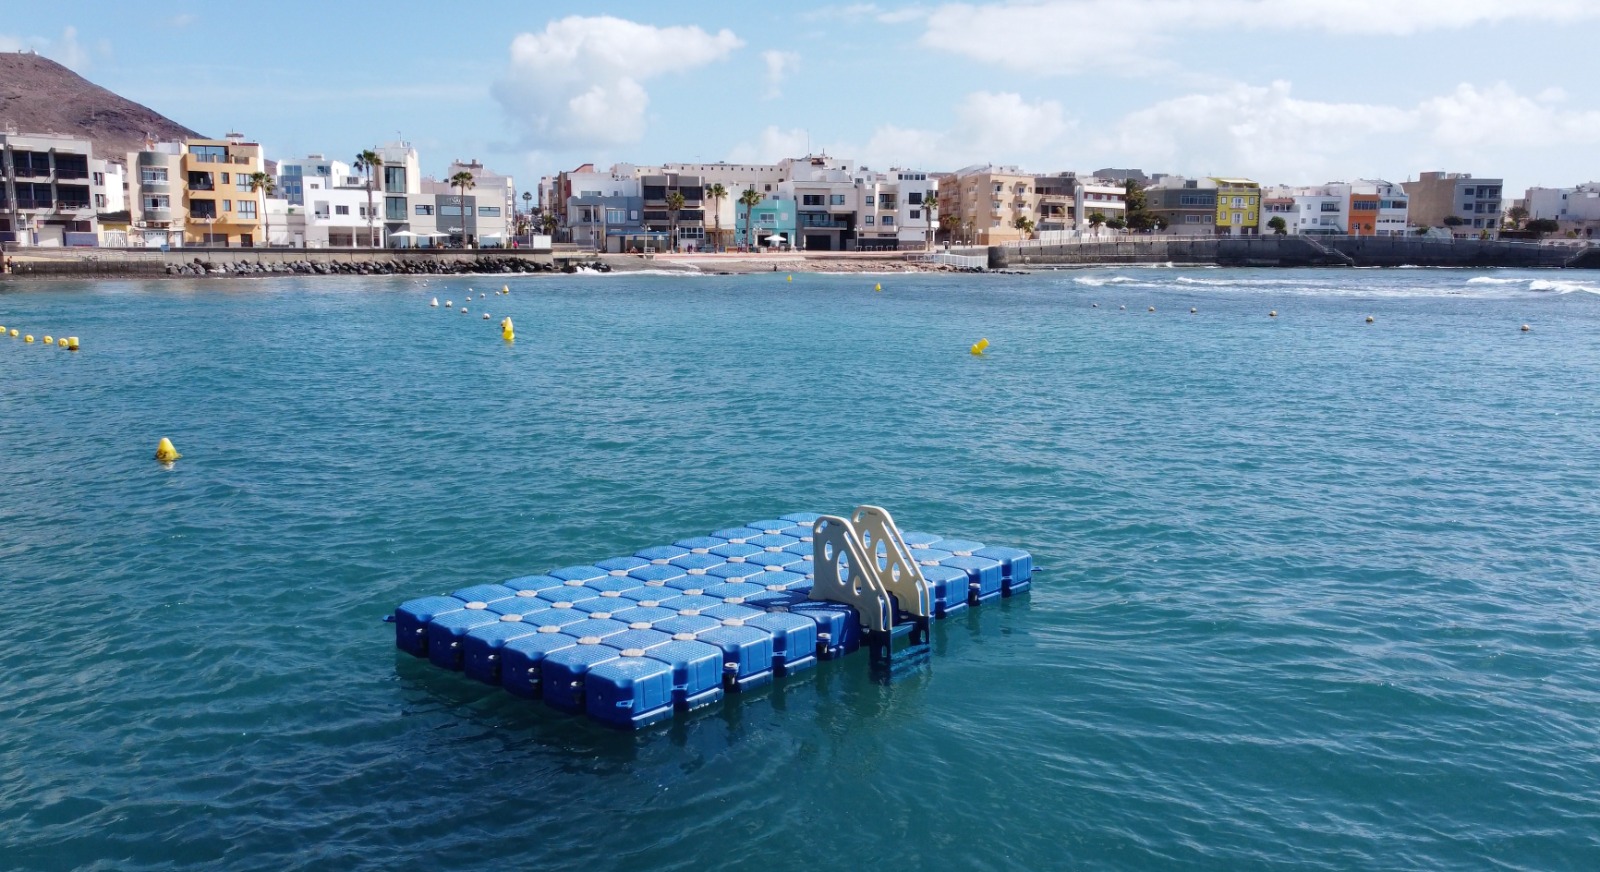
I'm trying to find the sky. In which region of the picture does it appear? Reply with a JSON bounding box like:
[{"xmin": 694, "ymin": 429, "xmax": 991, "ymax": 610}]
[{"xmin": 6, "ymin": 1, "xmax": 1600, "ymax": 196}]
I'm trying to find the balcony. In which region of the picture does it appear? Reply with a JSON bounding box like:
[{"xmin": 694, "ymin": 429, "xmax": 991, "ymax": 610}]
[
  {"xmin": 798, "ymin": 213, "xmax": 849, "ymax": 229},
  {"xmin": 144, "ymin": 208, "xmax": 173, "ymax": 223},
  {"xmin": 141, "ymin": 179, "xmax": 170, "ymax": 192},
  {"xmin": 188, "ymin": 181, "xmax": 216, "ymax": 191}
]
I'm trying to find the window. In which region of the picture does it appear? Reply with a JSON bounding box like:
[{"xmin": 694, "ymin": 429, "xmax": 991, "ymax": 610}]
[
  {"xmin": 142, "ymin": 195, "xmax": 170, "ymax": 210},
  {"xmin": 187, "ymin": 172, "xmax": 215, "ymax": 191},
  {"xmin": 909, "ymin": 209, "xmax": 921, "ymax": 220},
  {"xmin": 882, "ymin": 215, "xmax": 894, "ymax": 226},
  {"xmin": 1247, "ymin": 211, "xmax": 1255, "ymax": 222},
  {"xmin": 1320, "ymin": 202, "xmax": 1340, "ymax": 212},
  {"xmin": 865, "ymin": 194, "xmax": 875, "ymax": 206},
  {"xmin": 95, "ymin": 193, "xmax": 107, "ymax": 208},
  {"xmin": 190, "ymin": 199, "xmax": 217, "ymax": 219},
  {"xmin": 336, "ymin": 205, "xmax": 350, "ymax": 215},
  {"xmin": 764, "ymin": 184, "xmax": 772, "ymax": 192},
  {"xmin": 1232, "ymin": 212, "xmax": 1241, "ymax": 224},
  {"xmin": 478, "ymin": 206, "xmax": 501, "ymax": 217},
  {"xmin": 1462, "ymin": 187, "xmax": 1477, "ymax": 197},
  {"xmin": 441, "ymin": 205, "xmax": 463, "ymax": 217},
  {"xmin": 830, "ymin": 194, "xmax": 846, "ymax": 205},
  {"xmin": 385, "ymin": 197, "xmax": 407, "ymax": 221},
  {"xmin": 221, "ymin": 172, "xmax": 230, "ymax": 184},
  {"xmin": 1232, "ymin": 197, "xmax": 1244, "ymax": 207},
  {"xmin": 605, "ymin": 208, "xmax": 625, "ymax": 224},
  {"xmin": 140, "ymin": 167, "xmax": 169, "ymax": 183},
  {"xmin": 802, "ymin": 195, "xmax": 824, "ymax": 206},
  {"xmin": 223, "ymin": 200, "xmax": 231, "ymax": 212},
  {"xmin": 1185, "ymin": 214, "xmax": 1204, "ymax": 223},
  {"xmin": 237, "ymin": 176, "xmax": 253, "ymax": 192},
  {"xmin": 92, "ymin": 172, "xmax": 105, "ymax": 185},
  {"xmin": 238, "ymin": 201, "xmax": 257, "ymax": 219},
  {"xmin": 865, "ymin": 215, "xmax": 875, "ymax": 225},
  {"xmin": 384, "ymin": 166, "xmax": 406, "ymax": 194},
  {"xmin": 188, "ymin": 144, "xmax": 227, "ymax": 163},
  {"xmin": 908, "ymin": 192, "xmax": 923, "ymax": 205}
]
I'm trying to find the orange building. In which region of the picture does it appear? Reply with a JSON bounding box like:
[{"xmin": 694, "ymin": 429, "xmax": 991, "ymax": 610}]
[{"xmin": 1347, "ymin": 194, "xmax": 1380, "ymax": 236}]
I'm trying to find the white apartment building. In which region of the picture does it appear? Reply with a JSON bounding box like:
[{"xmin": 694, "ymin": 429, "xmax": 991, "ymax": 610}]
[
  {"xmin": 855, "ymin": 168, "xmax": 936, "ymax": 250},
  {"xmin": 376, "ymin": 141, "xmax": 422, "ymax": 245},
  {"xmin": 1263, "ymin": 184, "xmax": 1348, "ymax": 235},
  {"xmin": 1526, "ymin": 183, "xmax": 1600, "ymax": 236},
  {"xmin": 277, "ymin": 155, "xmax": 348, "ymax": 206},
  {"xmin": 288, "ymin": 171, "xmax": 386, "ymax": 248}
]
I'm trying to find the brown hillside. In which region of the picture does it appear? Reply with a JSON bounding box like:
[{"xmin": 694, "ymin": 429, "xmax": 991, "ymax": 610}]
[{"xmin": 0, "ymin": 52, "xmax": 202, "ymax": 163}]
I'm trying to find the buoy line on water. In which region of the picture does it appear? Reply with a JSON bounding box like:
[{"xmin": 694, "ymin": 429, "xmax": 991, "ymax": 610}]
[{"xmin": 3, "ymin": 326, "xmax": 79, "ymax": 350}]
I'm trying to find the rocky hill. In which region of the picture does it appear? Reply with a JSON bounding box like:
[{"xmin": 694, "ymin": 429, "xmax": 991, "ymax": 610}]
[{"xmin": 0, "ymin": 52, "xmax": 201, "ymax": 163}]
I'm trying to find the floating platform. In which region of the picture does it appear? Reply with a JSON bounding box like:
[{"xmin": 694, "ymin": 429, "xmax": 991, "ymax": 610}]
[{"xmin": 393, "ymin": 508, "xmax": 1032, "ymax": 729}]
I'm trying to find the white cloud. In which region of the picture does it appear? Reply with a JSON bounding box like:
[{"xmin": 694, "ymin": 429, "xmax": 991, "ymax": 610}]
[
  {"xmin": 0, "ymin": 26, "xmax": 92, "ymax": 71},
  {"xmin": 805, "ymin": 4, "xmax": 927, "ymax": 24},
  {"xmin": 762, "ymin": 50, "xmax": 800, "ymax": 100},
  {"xmin": 858, "ymin": 91, "xmax": 1072, "ymax": 169},
  {"xmin": 924, "ymin": 1, "xmax": 1600, "ymax": 72},
  {"xmin": 1089, "ymin": 80, "xmax": 1600, "ymax": 190},
  {"xmin": 727, "ymin": 126, "xmax": 813, "ymax": 164},
  {"xmin": 492, "ymin": 16, "xmax": 742, "ymax": 149}
]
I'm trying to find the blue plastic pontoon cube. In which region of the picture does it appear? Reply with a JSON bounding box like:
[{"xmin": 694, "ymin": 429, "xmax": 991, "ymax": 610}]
[
  {"xmin": 748, "ymin": 611, "xmax": 819, "ymax": 674},
  {"xmin": 653, "ymin": 614, "xmax": 722, "ymax": 638},
  {"xmin": 542, "ymin": 643, "xmax": 623, "ymax": 712},
  {"xmin": 426, "ymin": 607, "xmax": 503, "ymax": 670},
  {"xmin": 917, "ymin": 564, "xmax": 972, "ymax": 618},
  {"xmin": 941, "ymin": 554, "xmax": 1004, "ymax": 603},
  {"xmin": 499, "ymin": 631, "xmax": 578, "ymax": 698},
  {"xmin": 585, "ymin": 656, "xmax": 675, "ymax": 729},
  {"xmin": 699, "ymin": 624, "xmax": 775, "ymax": 691},
  {"xmin": 449, "ymin": 584, "xmax": 519, "ymax": 605},
  {"xmin": 789, "ymin": 600, "xmax": 861, "ymax": 659},
  {"xmin": 394, "ymin": 596, "xmax": 463, "ymax": 657},
  {"xmin": 462, "ymin": 618, "xmax": 542, "ymax": 685},
  {"xmin": 974, "ymin": 546, "xmax": 1033, "ymax": 595},
  {"xmin": 501, "ymin": 574, "xmax": 565, "ymax": 594},
  {"xmin": 647, "ymin": 639, "xmax": 725, "ymax": 710}
]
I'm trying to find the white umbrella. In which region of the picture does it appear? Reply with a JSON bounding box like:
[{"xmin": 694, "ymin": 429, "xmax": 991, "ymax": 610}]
[
  {"xmin": 763, "ymin": 233, "xmax": 787, "ymax": 242},
  {"xmin": 389, "ymin": 230, "xmax": 419, "ymax": 238},
  {"xmin": 422, "ymin": 230, "xmax": 449, "ymax": 237}
]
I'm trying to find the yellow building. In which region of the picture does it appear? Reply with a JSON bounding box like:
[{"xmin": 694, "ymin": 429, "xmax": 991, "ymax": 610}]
[
  {"xmin": 181, "ymin": 135, "xmax": 266, "ymax": 247},
  {"xmin": 1210, "ymin": 177, "xmax": 1261, "ymax": 236}
]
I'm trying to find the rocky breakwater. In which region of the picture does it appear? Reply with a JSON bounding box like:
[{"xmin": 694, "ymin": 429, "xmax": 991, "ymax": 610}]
[{"xmin": 164, "ymin": 256, "xmax": 609, "ymax": 278}]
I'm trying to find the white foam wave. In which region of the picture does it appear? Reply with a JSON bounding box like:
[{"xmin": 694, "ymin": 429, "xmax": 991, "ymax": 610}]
[
  {"xmin": 1073, "ymin": 276, "xmax": 1138, "ymax": 286},
  {"xmin": 1529, "ymin": 279, "xmax": 1600, "ymax": 294},
  {"xmin": 1466, "ymin": 277, "xmax": 1522, "ymax": 284}
]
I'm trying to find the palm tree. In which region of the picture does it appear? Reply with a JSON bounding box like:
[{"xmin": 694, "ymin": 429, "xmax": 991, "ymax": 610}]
[
  {"xmin": 541, "ymin": 212, "xmax": 558, "ymax": 238},
  {"xmin": 664, "ymin": 190, "xmax": 686, "ymax": 252},
  {"xmin": 1088, "ymin": 211, "xmax": 1106, "ymax": 236},
  {"xmin": 450, "ymin": 170, "xmax": 475, "ymax": 246},
  {"xmin": 1506, "ymin": 205, "xmax": 1529, "ymax": 229},
  {"xmin": 738, "ymin": 188, "xmax": 763, "ymax": 250},
  {"xmin": 354, "ymin": 149, "xmax": 383, "ymax": 248},
  {"xmin": 1011, "ymin": 214, "xmax": 1035, "ymax": 240},
  {"xmin": 704, "ymin": 183, "xmax": 727, "ymax": 251},
  {"xmin": 248, "ymin": 171, "xmax": 276, "ymax": 248},
  {"xmin": 940, "ymin": 213, "xmax": 960, "ymax": 244},
  {"xmin": 922, "ymin": 190, "xmax": 938, "ymax": 250}
]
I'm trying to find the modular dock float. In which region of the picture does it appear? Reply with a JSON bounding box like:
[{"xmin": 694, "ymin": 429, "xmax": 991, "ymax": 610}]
[{"xmin": 393, "ymin": 506, "xmax": 1033, "ymax": 729}]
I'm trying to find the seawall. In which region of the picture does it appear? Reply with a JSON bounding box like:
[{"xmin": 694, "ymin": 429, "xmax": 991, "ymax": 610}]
[{"xmin": 989, "ymin": 236, "xmax": 1596, "ymax": 269}]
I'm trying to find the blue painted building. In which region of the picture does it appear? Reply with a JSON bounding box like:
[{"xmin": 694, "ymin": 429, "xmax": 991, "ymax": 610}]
[{"xmin": 735, "ymin": 195, "xmax": 796, "ymax": 250}]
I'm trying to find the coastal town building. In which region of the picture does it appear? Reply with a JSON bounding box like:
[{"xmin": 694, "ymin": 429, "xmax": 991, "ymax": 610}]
[
  {"xmin": 178, "ymin": 134, "xmax": 267, "ymax": 247},
  {"xmin": 1258, "ymin": 180, "xmax": 1410, "ymax": 236},
  {"xmin": 734, "ymin": 193, "xmax": 796, "ymax": 250},
  {"xmin": 1, "ymin": 131, "xmax": 98, "ymax": 246},
  {"xmin": 375, "ymin": 140, "xmax": 422, "ymax": 247},
  {"xmin": 1402, "ymin": 171, "xmax": 1503, "ymax": 238},
  {"xmin": 854, "ymin": 168, "xmax": 936, "ymax": 250},
  {"xmin": 1142, "ymin": 177, "xmax": 1216, "ymax": 235},
  {"xmin": 640, "ymin": 170, "xmax": 705, "ymax": 250},
  {"xmin": 1525, "ymin": 183, "xmax": 1600, "ymax": 237},
  {"xmin": 127, "ymin": 139, "xmax": 185, "ymax": 248},
  {"xmin": 289, "ymin": 170, "xmax": 383, "ymax": 248},
  {"xmin": 276, "ymin": 155, "xmax": 345, "ymax": 206},
  {"xmin": 1211, "ymin": 178, "xmax": 1261, "ymax": 236},
  {"xmin": 781, "ymin": 156, "xmax": 861, "ymax": 251}
]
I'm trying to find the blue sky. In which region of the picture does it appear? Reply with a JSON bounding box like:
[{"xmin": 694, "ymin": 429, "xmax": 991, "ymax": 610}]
[{"xmin": 6, "ymin": 1, "xmax": 1600, "ymax": 195}]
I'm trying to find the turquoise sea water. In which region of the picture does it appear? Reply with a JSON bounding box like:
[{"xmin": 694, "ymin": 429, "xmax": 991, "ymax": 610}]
[{"xmin": 2, "ymin": 267, "xmax": 1598, "ymax": 871}]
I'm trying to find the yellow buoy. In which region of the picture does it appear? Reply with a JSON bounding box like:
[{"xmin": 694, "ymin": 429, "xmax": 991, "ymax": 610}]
[
  {"xmin": 786, "ymin": 275, "xmax": 792, "ymax": 282},
  {"xmin": 9, "ymin": 329, "xmax": 17, "ymax": 338},
  {"xmin": 57, "ymin": 337, "xmax": 68, "ymax": 347},
  {"xmin": 502, "ymin": 316, "xmax": 515, "ymax": 342},
  {"xmin": 0, "ymin": 325, "xmax": 5, "ymax": 333},
  {"xmin": 43, "ymin": 335, "xmax": 53, "ymax": 345},
  {"xmin": 502, "ymin": 285, "xmax": 509, "ymax": 295},
  {"xmin": 155, "ymin": 438, "xmax": 181, "ymax": 463},
  {"xmin": 67, "ymin": 337, "xmax": 79, "ymax": 351},
  {"xmin": 24, "ymin": 335, "xmax": 33, "ymax": 343},
  {"xmin": 969, "ymin": 337, "xmax": 990, "ymax": 356},
  {"xmin": 874, "ymin": 283, "xmax": 882, "ymax": 292}
]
